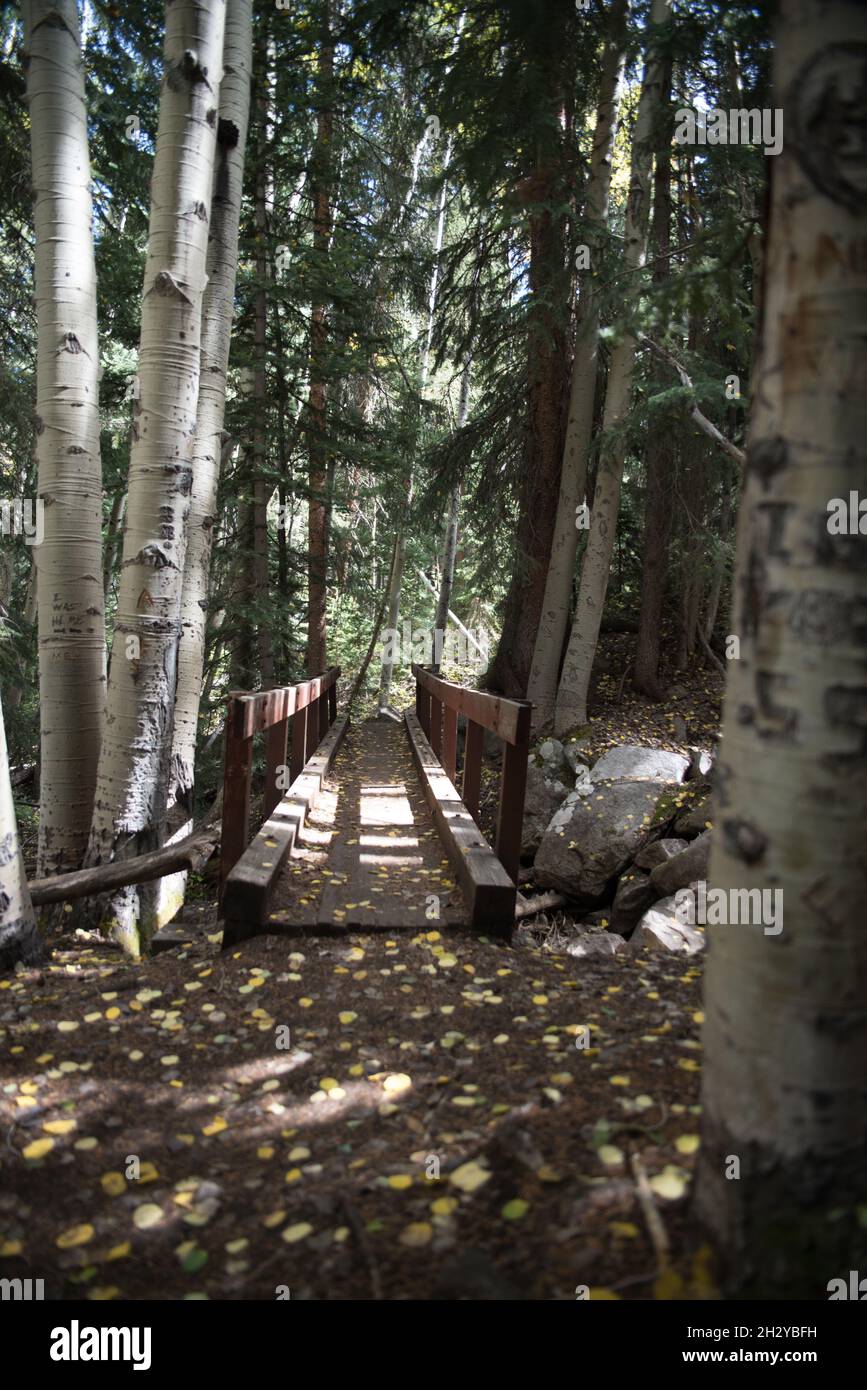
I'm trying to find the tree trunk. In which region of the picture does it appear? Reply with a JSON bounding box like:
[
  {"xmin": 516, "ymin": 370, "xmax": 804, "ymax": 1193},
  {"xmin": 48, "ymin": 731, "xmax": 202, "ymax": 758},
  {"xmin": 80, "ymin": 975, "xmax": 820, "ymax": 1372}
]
[
  {"xmin": 80, "ymin": 0, "xmax": 227, "ymax": 957},
  {"xmin": 432, "ymin": 356, "xmax": 472, "ymax": 671},
  {"xmin": 554, "ymin": 0, "xmax": 671, "ymax": 734},
  {"xmin": 694, "ymin": 0, "xmax": 867, "ymax": 1297},
  {"xmin": 157, "ymin": 0, "xmax": 252, "ymax": 926},
  {"xmin": 305, "ymin": 3, "xmax": 334, "ymax": 676},
  {"xmin": 633, "ymin": 54, "xmax": 674, "ymax": 700},
  {"xmin": 103, "ymin": 487, "xmax": 126, "ymax": 600},
  {"xmin": 378, "ymin": 129, "xmax": 454, "ymax": 709},
  {"xmin": 24, "ymin": 0, "xmax": 106, "ymax": 876},
  {"xmin": 485, "ymin": 5, "xmax": 576, "ymax": 699},
  {"xmin": 0, "ymin": 691, "xmax": 42, "ymax": 971},
  {"xmin": 526, "ymin": 0, "xmax": 628, "ymax": 727},
  {"xmin": 703, "ymin": 461, "xmax": 734, "ymax": 642},
  {"xmin": 170, "ymin": 0, "xmax": 251, "ymax": 815}
]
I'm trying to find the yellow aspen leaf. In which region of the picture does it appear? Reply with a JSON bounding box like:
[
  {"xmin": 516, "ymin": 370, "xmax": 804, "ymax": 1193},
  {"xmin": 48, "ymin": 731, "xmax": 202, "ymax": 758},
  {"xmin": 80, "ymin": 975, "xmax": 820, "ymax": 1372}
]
[
  {"xmin": 133, "ymin": 1204, "xmax": 163, "ymax": 1230},
  {"xmin": 281, "ymin": 1222, "xmax": 313, "ymax": 1244},
  {"xmin": 383, "ymin": 1073, "xmax": 411, "ymax": 1094},
  {"xmin": 101, "ymin": 1172, "xmax": 126, "ymax": 1196},
  {"xmin": 449, "ymin": 1160, "xmax": 491, "ymax": 1193},
  {"xmin": 43, "ymin": 1118, "xmax": 76, "ymax": 1136},
  {"xmin": 56, "ymin": 1223, "xmax": 94, "ymax": 1249},
  {"xmin": 23, "ymin": 1137, "xmax": 54, "ymax": 1160},
  {"xmin": 431, "ymin": 1197, "xmax": 458, "ymax": 1216}
]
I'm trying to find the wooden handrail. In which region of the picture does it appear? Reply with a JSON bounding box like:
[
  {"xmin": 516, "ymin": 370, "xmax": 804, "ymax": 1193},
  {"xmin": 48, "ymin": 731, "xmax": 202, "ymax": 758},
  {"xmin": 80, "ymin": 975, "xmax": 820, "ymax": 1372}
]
[
  {"xmin": 411, "ymin": 663, "xmax": 530, "ymax": 884},
  {"xmin": 220, "ymin": 667, "xmax": 340, "ymax": 891}
]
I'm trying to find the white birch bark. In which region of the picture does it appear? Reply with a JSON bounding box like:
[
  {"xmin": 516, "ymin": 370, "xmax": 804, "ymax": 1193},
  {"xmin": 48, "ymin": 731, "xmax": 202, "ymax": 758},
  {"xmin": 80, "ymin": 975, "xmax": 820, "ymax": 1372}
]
[
  {"xmin": 169, "ymin": 0, "xmax": 252, "ymax": 819},
  {"xmin": 157, "ymin": 0, "xmax": 252, "ymax": 927},
  {"xmin": 24, "ymin": 0, "xmax": 106, "ymax": 875},
  {"xmin": 695, "ymin": 0, "xmax": 867, "ymax": 1295},
  {"xmin": 82, "ymin": 0, "xmax": 226, "ymax": 957},
  {"xmin": 553, "ymin": 0, "xmax": 671, "ymax": 735},
  {"xmin": 526, "ymin": 0, "xmax": 628, "ymax": 730},
  {"xmin": 0, "ymin": 691, "xmax": 42, "ymax": 971}
]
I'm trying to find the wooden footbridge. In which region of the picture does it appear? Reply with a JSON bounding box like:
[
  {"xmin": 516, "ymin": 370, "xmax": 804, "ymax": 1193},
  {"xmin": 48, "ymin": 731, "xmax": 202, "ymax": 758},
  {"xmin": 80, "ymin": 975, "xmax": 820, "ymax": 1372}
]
[{"xmin": 219, "ymin": 665, "xmax": 532, "ymax": 946}]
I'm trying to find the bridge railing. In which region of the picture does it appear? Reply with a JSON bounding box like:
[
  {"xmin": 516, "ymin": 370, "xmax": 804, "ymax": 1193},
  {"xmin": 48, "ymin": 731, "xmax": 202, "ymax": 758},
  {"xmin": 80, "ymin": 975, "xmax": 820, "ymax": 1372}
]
[
  {"xmin": 220, "ymin": 666, "xmax": 340, "ymax": 891},
  {"xmin": 411, "ymin": 663, "xmax": 531, "ymax": 883}
]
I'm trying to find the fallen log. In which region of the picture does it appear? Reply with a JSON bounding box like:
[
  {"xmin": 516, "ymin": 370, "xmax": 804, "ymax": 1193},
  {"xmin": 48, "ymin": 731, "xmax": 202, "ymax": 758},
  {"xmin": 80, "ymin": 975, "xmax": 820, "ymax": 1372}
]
[
  {"xmin": 28, "ymin": 822, "xmax": 220, "ymax": 907},
  {"xmin": 515, "ymin": 891, "xmax": 567, "ymax": 921}
]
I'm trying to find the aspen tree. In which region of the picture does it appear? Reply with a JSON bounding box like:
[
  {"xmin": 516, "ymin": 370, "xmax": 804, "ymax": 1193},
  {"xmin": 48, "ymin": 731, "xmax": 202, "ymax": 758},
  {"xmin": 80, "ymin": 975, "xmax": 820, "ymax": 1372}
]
[
  {"xmin": 695, "ymin": 0, "xmax": 867, "ymax": 1295},
  {"xmin": 24, "ymin": 0, "xmax": 105, "ymax": 875},
  {"xmin": 83, "ymin": 0, "xmax": 227, "ymax": 956}
]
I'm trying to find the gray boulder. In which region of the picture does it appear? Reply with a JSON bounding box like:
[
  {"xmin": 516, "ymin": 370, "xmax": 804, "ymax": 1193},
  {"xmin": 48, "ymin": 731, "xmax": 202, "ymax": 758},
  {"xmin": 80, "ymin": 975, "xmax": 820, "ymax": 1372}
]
[
  {"xmin": 686, "ymin": 747, "xmax": 714, "ymax": 780},
  {"xmin": 672, "ymin": 780, "xmax": 714, "ymax": 838},
  {"xmin": 648, "ymin": 830, "xmax": 712, "ymax": 899},
  {"xmin": 534, "ymin": 777, "xmax": 678, "ymax": 900},
  {"xmin": 563, "ymin": 738, "xmax": 592, "ymax": 777},
  {"xmin": 633, "ymin": 837, "xmax": 689, "ymax": 871},
  {"xmin": 629, "ymin": 895, "xmax": 706, "ymax": 955},
  {"xmin": 590, "ymin": 744, "xmax": 689, "ymax": 785},
  {"xmin": 522, "ymin": 764, "xmax": 570, "ymax": 857},
  {"xmin": 534, "ymin": 737, "xmax": 570, "ymax": 782},
  {"xmin": 610, "ymin": 868, "xmax": 655, "ymax": 934}
]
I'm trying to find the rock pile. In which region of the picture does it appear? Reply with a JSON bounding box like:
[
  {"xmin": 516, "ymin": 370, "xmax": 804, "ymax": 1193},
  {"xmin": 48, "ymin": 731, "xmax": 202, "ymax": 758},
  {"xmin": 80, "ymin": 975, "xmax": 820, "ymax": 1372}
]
[{"xmin": 522, "ymin": 737, "xmax": 714, "ymax": 956}]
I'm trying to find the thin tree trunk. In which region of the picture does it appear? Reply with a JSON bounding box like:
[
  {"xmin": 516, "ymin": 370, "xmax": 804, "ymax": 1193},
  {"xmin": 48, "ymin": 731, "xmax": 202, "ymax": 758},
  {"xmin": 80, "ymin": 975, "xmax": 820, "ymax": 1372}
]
[
  {"xmin": 633, "ymin": 54, "xmax": 674, "ymax": 699},
  {"xmin": 24, "ymin": 0, "xmax": 106, "ymax": 876},
  {"xmin": 526, "ymin": 0, "xmax": 628, "ymax": 727},
  {"xmin": 103, "ymin": 487, "xmax": 126, "ymax": 600},
  {"xmin": 80, "ymin": 0, "xmax": 227, "ymax": 958},
  {"xmin": 554, "ymin": 0, "xmax": 671, "ymax": 735},
  {"xmin": 252, "ymin": 28, "xmax": 276, "ymax": 686},
  {"xmin": 378, "ymin": 129, "xmax": 455, "ymax": 710},
  {"xmin": 305, "ymin": 3, "xmax": 334, "ymax": 676},
  {"xmin": 432, "ymin": 355, "xmax": 472, "ymax": 671},
  {"xmin": 703, "ymin": 464, "xmax": 733, "ymax": 642},
  {"xmin": 0, "ymin": 691, "xmax": 42, "ymax": 971},
  {"xmin": 695, "ymin": 0, "xmax": 867, "ymax": 1296}
]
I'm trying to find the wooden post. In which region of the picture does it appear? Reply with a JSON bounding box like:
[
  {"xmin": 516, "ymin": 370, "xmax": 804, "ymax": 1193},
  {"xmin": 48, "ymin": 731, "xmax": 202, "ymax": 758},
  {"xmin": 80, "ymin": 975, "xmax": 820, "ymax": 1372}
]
[
  {"xmin": 462, "ymin": 718, "xmax": 483, "ymax": 822},
  {"xmin": 263, "ymin": 712, "xmax": 288, "ymax": 819},
  {"xmin": 430, "ymin": 694, "xmax": 442, "ymax": 760},
  {"xmin": 306, "ymin": 692, "xmax": 320, "ymax": 760},
  {"xmin": 318, "ymin": 685, "xmax": 329, "ymax": 741},
  {"xmin": 495, "ymin": 702, "xmax": 532, "ymax": 884},
  {"xmin": 443, "ymin": 705, "xmax": 457, "ymax": 783},
  {"xmin": 328, "ymin": 678, "xmax": 337, "ymax": 724},
  {"xmin": 291, "ymin": 705, "xmax": 308, "ymax": 782},
  {"xmin": 220, "ymin": 699, "xmax": 253, "ymax": 892}
]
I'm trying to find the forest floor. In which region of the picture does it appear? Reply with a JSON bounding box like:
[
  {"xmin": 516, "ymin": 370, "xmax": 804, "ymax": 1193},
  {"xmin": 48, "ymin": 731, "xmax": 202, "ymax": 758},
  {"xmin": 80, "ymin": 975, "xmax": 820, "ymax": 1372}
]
[{"xmin": 2, "ymin": 636, "xmax": 724, "ymax": 1300}]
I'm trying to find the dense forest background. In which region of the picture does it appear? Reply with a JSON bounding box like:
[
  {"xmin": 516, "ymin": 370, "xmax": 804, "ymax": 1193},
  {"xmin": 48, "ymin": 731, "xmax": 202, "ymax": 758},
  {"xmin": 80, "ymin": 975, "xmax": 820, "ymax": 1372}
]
[{"xmin": 1, "ymin": 0, "xmax": 764, "ymax": 821}]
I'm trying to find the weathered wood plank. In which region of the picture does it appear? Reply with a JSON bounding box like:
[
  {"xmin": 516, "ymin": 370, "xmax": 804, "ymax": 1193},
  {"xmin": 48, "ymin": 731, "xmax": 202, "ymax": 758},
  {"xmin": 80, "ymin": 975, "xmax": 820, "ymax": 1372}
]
[
  {"xmin": 412, "ymin": 663, "xmax": 530, "ymax": 746},
  {"xmin": 462, "ymin": 718, "xmax": 483, "ymax": 821},
  {"xmin": 403, "ymin": 709, "xmax": 515, "ymax": 935}
]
